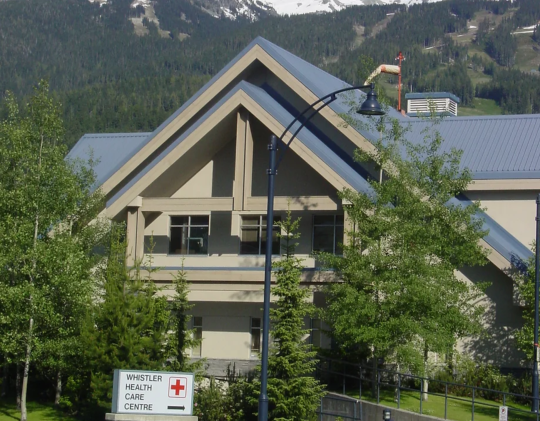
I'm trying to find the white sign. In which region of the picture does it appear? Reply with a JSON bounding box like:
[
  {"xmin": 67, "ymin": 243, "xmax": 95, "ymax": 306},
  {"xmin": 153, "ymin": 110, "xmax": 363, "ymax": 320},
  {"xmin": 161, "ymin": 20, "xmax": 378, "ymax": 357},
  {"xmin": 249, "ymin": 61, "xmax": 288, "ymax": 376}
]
[
  {"xmin": 112, "ymin": 370, "xmax": 195, "ymax": 416},
  {"xmin": 499, "ymin": 406, "xmax": 508, "ymax": 421}
]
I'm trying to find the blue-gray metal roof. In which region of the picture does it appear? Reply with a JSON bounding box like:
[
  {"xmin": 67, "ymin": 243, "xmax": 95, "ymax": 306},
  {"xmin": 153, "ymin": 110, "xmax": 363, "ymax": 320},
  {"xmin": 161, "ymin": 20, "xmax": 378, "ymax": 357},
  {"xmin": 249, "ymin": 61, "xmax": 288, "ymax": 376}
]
[
  {"xmin": 66, "ymin": 132, "xmax": 151, "ymax": 187},
  {"xmin": 401, "ymin": 115, "xmax": 540, "ymax": 179},
  {"xmin": 405, "ymin": 92, "xmax": 461, "ymax": 103}
]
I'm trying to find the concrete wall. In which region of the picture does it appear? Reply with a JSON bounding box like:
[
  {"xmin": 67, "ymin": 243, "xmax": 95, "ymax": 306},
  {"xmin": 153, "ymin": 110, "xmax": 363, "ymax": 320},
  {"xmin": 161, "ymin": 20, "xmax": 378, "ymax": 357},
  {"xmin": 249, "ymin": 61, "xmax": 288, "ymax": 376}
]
[
  {"xmin": 457, "ymin": 263, "xmax": 525, "ymax": 368},
  {"xmin": 466, "ymin": 190, "xmax": 536, "ymax": 250}
]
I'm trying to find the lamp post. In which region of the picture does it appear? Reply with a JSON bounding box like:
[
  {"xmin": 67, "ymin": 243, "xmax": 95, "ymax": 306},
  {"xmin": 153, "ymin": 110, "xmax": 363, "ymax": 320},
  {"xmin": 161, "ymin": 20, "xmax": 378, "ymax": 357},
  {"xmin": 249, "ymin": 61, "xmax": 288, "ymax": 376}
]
[
  {"xmin": 533, "ymin": 194, "xmax": 540, "ymax": 412},
  {"xmin": 258, "ymin": 83, "xmax": 385, "ymax": 421}
]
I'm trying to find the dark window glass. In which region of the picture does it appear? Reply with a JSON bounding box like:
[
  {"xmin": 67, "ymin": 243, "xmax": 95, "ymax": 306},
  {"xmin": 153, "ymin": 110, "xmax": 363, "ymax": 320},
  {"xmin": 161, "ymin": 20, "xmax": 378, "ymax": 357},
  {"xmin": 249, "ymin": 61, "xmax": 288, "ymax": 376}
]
[
  {"xmin": 240, "ymin": 216, "xmax": 280, "ymax": 255},
  {"xmin": 170, "ymin": 216, "xmax": 209, "ymax": 255},
  {"xmin": 312, "ymin": 214, "xmax": 344, "ymax": 255}
]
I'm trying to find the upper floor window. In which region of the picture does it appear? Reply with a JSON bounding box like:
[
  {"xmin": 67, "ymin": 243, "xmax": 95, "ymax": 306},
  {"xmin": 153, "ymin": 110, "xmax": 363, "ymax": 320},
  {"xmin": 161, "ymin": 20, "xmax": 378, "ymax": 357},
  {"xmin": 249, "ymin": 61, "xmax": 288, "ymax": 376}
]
[
  {"xmin": 240, "ymin": 215, "xmax": 281, "ymax": 255},
  {"xmin": 312, "ymin": 215, "xmax": 344, "ymax": 255},
  {"xmin": 169, "ymin": 216, "xmax": 209, "ymax": 255},
  {"xmin": 250, "ymin": 317, "xmax": 262, "ymax": 357}
]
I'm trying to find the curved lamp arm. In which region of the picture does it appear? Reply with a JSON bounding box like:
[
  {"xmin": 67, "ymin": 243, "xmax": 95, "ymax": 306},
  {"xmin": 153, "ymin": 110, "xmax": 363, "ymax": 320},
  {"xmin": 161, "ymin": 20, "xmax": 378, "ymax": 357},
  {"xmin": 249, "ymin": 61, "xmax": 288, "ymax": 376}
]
[{"xmin": 275, "ymin": 83, "xmax": 375, "ymax": 169}]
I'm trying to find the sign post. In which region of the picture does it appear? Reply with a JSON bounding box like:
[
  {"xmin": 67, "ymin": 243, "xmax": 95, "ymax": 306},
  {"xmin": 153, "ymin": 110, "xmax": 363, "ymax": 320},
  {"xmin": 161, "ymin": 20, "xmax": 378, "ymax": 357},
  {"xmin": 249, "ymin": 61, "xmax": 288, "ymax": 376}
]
[
  {"xmin": 109, "ymin": 370, "xmax": 196, "ymax": 420},
  {"xmin": 499, "ymin": 406, "xmax": 508, "ymax": 421}
]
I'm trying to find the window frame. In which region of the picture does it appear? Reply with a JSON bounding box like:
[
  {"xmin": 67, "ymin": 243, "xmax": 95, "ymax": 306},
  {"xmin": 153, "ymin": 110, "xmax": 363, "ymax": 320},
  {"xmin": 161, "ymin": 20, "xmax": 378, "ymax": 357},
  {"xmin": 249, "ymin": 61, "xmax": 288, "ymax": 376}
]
[
  {"xmin": 239, "ymin": 215, "xmax": 281, "ymax": 255},
  {"xmin": 311, "ymin": 214, "xmax": 344, "ymax": 255},
  {"xmin": 169, "ymin": 215, "xmax": 210, "ymax": 256},
  {"xmin": 250, "ymin": 317, "xmax": 262, "ymax": 358}
]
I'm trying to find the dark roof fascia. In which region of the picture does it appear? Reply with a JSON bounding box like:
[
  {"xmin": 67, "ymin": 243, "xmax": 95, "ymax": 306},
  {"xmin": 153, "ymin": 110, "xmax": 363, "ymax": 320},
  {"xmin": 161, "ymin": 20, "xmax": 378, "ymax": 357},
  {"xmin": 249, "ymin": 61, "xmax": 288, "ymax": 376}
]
[
  {"xmin": 405, "ymin": 92, "xmax": 461, "ymax": 103},
  {"xmin": 473, "ymin": 171, "xmax": 540, "ymax": 180}
]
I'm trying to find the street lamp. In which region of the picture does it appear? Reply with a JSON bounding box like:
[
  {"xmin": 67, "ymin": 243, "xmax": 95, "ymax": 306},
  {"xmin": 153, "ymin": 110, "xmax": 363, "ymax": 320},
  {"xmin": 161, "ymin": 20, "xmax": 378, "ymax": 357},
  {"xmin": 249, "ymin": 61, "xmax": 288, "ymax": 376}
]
[
  {"xmin": 533, "ymin": 194, "xmax": 540, "ymax": 412},
  {"xmin": 258, "ymin": 83, "xmax": 385, "ymax": 421}
]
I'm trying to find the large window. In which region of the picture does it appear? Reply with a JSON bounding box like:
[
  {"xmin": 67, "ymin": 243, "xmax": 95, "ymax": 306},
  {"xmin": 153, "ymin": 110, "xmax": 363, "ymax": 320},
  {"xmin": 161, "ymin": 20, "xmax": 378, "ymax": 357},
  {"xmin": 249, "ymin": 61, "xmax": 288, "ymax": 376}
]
[
  {"xmin": 240, "ymin": 216, "xmax": 281, "ymax": 255},
  {"xmin": 169, "ymin": 216, "xmax": 209, "ymax": 255},
  {"xmin": 312, "ymin": 215, "xmax": 344, "ymax": 255},
  {"xmin": 250, "ymin": 317, "xmax": 262, "ymax": 357},
  {"xmin": 192, "ymin": 316, "xmax": 203, "ymax": 358}
]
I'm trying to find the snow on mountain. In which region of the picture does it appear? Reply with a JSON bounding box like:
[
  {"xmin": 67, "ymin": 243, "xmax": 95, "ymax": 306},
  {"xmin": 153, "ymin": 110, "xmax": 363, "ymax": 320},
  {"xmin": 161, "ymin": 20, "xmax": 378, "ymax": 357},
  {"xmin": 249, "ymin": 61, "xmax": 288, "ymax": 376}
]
[
  {"xmin": 270, "ymin": 0, "xmax": 448, "ymax": 16},
  {"xmin": 89, "ymin": 0, "xmax": 451, "ymax": 21}
]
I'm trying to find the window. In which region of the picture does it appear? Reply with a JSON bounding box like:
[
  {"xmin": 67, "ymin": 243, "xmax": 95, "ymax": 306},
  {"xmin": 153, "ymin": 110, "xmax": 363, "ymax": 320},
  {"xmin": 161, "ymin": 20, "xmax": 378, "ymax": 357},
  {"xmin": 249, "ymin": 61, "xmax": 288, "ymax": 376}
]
[
  {"xmin": 192, "ymin": 316, "xmax": 203, "ymax": 357},
  {"xmin": 312, "ymin": 215, "xmax": 344, "ymax": 255},
  {"xmin": 170, "ymin": 216, "xmax": 209, "ymax": 255},
  {"xmin": 310, "ymin": 318, "xmax": 321, "ymax": 348},
  {"xmin": 240, "ymin": 216, "xmax": 281, "ymax": 255},
  {"xmin": 251, "ymin": 317, "xmax": 262, "ymax": 357}
]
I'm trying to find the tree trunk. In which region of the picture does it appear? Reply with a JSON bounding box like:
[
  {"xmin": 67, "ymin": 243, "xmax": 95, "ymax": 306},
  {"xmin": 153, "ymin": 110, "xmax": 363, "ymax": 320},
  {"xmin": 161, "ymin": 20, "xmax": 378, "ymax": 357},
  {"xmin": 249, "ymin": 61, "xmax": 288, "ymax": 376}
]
[
  {"xmin": 1, "ymin": 361, "xmax": 8, "ymax": 398},
  {"xmin": 16, "ymin": 364, "xmax": 21, "ymax": 410},
  {"xmin": 20, "ymin": 317, "xmax": 34, "ymax": 421},
  {"xmin": 54, "ymin": 370, "xmax": 62, "ymax": 406},
  {"xmin": 371, "ymin": 357, "xmax": 378, "ymax": 399}
]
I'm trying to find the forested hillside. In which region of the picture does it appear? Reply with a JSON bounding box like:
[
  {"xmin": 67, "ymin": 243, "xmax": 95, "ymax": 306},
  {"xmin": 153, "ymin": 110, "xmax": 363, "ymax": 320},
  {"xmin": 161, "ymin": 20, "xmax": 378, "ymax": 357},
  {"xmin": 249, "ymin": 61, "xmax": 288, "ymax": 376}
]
[{"xmin": 0, "ymin": 0, "xmax": 538, "ymax": 147}]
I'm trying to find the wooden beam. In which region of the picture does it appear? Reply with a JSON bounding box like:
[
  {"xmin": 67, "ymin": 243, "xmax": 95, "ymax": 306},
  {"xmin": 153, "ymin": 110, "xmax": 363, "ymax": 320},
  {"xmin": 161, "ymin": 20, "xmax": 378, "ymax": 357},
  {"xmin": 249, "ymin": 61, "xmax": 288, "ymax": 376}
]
[
  {"xmin": 141, "ymin": 197, "xmax": 234, "ymax": 212},
  {"xmin": 243, "ymin": 113, "xmax": 254, "ymax": 210},
  {"xmin": 245, "ymin": 196, "xmax": 341, "ymax": 211},
  {"xmin": 126, "ymin": 208, "xmax": 138, "ymax": 266},
  {"xmin": 234, "ymin": 109, "xmax": 248, "ymax": 210}
]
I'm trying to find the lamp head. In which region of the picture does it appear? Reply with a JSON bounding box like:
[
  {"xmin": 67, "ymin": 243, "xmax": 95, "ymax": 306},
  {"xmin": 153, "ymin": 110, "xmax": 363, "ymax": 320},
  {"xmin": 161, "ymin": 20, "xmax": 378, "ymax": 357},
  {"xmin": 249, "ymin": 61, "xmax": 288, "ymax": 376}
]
[{"xmin": 358, "ymin": 84, "xmax": 385, "ymax": 116}]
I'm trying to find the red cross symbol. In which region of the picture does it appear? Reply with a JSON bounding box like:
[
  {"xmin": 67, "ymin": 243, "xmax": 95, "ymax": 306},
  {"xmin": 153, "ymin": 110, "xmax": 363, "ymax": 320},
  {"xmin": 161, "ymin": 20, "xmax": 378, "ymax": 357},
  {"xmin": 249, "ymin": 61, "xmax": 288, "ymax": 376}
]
[{"xmin": 168, "ymin": 377, "xmax": 187, "ymax": 398}]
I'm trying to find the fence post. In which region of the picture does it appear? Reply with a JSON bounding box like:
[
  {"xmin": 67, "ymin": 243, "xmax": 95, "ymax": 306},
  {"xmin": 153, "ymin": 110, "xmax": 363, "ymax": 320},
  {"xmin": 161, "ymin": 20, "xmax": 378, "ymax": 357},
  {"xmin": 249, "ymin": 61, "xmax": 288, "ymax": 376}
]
[
  {"xmin": 397, "ymin": 373, "xmax": 401, "ymax": 409},
  {"xmin": 503, "ymin": 393, "xmax": 506, "ymax": 406},
  {"xmin": 377, "ymin": 371, "xmax": 380, "ymax": 404},
  {"xmin": 420, "ymin": 377, "xmax": 423, "ymax": 415},
  {"xmin": 472, "ymin": 387, "xmax": 475, "ymax": 421},
  {"xmin": 444, "ymin": 383, "xmax": 448, "ymax": 420},
  {"xmin": 359, "ymin": 364, "xmax": 362, "ymax": 400},
  {"xmin": 319, "ymin": 396, "xmax": 323, "ymax": 421},
  {"xmin": 343, "ymin": 363, "xmax": 346, "ymax": 395}
]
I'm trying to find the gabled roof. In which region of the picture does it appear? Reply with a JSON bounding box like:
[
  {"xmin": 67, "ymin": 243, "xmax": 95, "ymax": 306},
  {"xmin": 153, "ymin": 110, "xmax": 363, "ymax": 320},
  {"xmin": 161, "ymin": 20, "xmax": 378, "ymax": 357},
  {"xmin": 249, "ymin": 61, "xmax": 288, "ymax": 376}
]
[
  {"xmin": 402, "ymin": 115, "xmax": 540, "ymax": 180},
  {"xmin": 106, "ymin": 80, "xmax": 376, "ymax": 209},
  {"xmin": 68, "ymin": 36, "xmax": 536, "ymax": 267}
]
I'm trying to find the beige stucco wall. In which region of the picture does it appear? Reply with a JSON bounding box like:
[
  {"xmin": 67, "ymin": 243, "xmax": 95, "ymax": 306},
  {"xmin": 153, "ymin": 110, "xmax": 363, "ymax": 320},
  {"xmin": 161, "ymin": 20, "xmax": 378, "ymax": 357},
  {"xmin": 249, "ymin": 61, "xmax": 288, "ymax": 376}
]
[
  {"xmin": 466, "ymin": 190, "xmax": 536, "ymax": 250},
  {"xmin": 457, "ymin": 263, "xmax": 525, "ymax": 368}
]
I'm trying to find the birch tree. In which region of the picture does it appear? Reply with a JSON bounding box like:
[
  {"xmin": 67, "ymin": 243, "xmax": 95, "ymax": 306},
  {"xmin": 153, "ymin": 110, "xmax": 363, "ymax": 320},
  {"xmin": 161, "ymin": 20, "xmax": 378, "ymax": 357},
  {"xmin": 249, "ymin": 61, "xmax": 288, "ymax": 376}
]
[
  {"xmin": 0, "ymin": 82, "xmax": 104, "ymax": 419},
  {"xmin": 321, "ymin": 117, "xmax": 488, "ymax": 383}
]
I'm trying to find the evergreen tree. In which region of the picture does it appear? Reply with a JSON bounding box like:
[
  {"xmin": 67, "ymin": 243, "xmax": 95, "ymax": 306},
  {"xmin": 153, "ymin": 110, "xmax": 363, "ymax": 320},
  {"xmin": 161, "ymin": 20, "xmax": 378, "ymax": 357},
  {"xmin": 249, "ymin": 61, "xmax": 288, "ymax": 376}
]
[
  {"xmin": 84, "ymin": 227, "xmax": 170, "ymax": 408},
  {"xmin": 266, "ymin": 209, "xmax": 325, "ymax": 421},
  {"xmin": 166, "ymin": 264, "xmax": 203, "ymax": 373}
]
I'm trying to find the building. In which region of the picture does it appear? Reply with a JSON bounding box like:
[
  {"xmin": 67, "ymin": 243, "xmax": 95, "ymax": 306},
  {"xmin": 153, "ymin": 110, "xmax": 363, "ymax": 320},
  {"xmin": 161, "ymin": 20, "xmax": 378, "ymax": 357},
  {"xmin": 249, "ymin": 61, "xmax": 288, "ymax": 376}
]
[
  {"xmin": 69, "ymin": 37, "xmax": 540, "ymax": 375},
  {"xmin": 406, "ymin": 92, "xmax": 460, "ymax": 117}
]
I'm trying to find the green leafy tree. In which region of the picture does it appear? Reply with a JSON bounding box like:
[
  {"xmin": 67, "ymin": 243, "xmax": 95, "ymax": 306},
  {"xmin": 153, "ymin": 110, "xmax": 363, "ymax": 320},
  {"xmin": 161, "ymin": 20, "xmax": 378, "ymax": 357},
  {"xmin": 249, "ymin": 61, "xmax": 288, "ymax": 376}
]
[
  {"xmin": 266, "ymin": 209, "xmax": 325, "ymax": 421},
  {"xmin": 515, "ymin": 249, "xmax": 536, "ymax": 360},
  {"xmin": 321, "ymin": 117, "xmax": 488, "ymax": 387},
  {"xmin": 84, "ymin": 227, "xmax": 170, "ymax": 409},
  {"xmin": 0, "ymin": 81, "xmax": 105, "ymax": 421}
]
